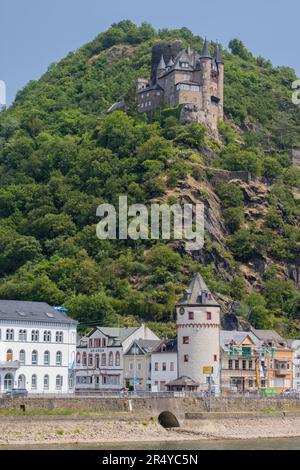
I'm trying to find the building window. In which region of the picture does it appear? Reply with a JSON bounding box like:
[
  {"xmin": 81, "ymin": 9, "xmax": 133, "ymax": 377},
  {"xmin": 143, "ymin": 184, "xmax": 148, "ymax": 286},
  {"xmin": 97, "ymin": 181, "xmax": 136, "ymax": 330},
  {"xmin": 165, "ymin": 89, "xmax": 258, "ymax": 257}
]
[
  {"xmin": 76, "ymin": 352, "xmax": 81, "ymax": 365},
  {"xmin": 6, "ymin": 329, "xmax": 14, "ymax": 341},
  {"xmin": 19, "ymin": 350, "xmax": 25, "ymax": 365},
  {"xmin": 4, "ymin": 374, "xmax": 13, "ymax": 391},
  {"xmin": 242, "ymin": 360, "xmax": 247, "ymax": 370},
  {"xmin": 137, "ymin": 362, "xmax": 142, "ymax": 372},
  {"xmin": 109, "ymin": 352, "xmax": 114, "ymax": 366},
  {"xmin": 101, "ymin": 353, "xmax": 106, "ymax": 366},
  {"xmin": 43, "ymin": 331, "xmax": 51, "ymax": 342},
  {"xmin": 44, "ymin": 351, "xmax": 50, "ymax": 365},
  {"xmin": 44, "ymin": 375, "xmax": 49, "ymax": 390},
  {"xmin": 249, "ymin": 379, "xmax": 254, "ymax": 388},
  {"xmin": 19, "ymin": 329, "xmax": 27, "ymax": 341},
  {"xmin": 115, "ymin": 351, "xmax": 120, "ymax": 367},
  {"xmin": 183, "ymin": 336, "xmax": 189, "ymax": 345},
  {"xmin": 55, "ymin": 331, "xmax": 63, "ymax": 343},
  {"xmin": 102, "ymin": 338, "xmax": 106, "ymax": 347},
  {"xmin": 214, "ymin": 354, "xmax": 217, "ymax": 362},
  {"xmin": 31, "ymin": 374, "xmax": 37, "ymax": 390},
  {"xmin": 170, "ymin": 362, "xmax": 174, "ymax": 372},
  {"xmin": 162, "ymin": 362, "xmax": 167, "ymax": 371},
  {"xmin": 184, "ymin": 355, "xmax": 189, "ymax": 363},
  {"xmin": 207, "ymin": 312, "xmax": 212, "ymax": 321},
  {"xmin": 32, "ymin": 350, "xmax": 38, "ymax": 365},
  {"xmin": 249, "ymin": 360, "xmax": 253, "ymax": 370},
  {"xmin": 188, "ymin": 312, "xmax": 194, "ymax": 320},
  {"xmin": 228, "ymin": 359, "xmax": 233, "ymax": 370},
  {"xmin": 235, "ymin": 360, "xmax": 239, "ymax": 370},
  {"xmin": 31, "ymin": 330, "xmax": 39, "ymax": 342},
  {"xmin": 6, "ymin": 349, "xmax": 13, "ymax": 362},
  {"xmin": 95, "ymin": 354, "xmax": 100, "ymax": 368},
  {"xmin": 82, "ymin": 352, "xmax": 87, "ymax": 366},
  {"xmin": 88, "ymin": 353, "xmax": 93, "ymax": 366},
  {"xmin": 56, "ymin": 351, "xmax": 62, "ymax": 366},
  {"xmin": 155, "ymin": 362, "xmax": 159, "ymax": 371},
  {"xmin": 56, "ymin": 375, "xmax": 63, "ymax": 390}
]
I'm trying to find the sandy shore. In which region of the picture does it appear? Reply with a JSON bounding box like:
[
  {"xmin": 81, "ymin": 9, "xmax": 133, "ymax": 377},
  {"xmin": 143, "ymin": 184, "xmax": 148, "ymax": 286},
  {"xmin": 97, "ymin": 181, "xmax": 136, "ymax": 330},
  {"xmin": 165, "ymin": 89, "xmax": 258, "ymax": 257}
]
[{"xmin": 1, "ymin": 413, "xmax": 300, "ymax": 446}]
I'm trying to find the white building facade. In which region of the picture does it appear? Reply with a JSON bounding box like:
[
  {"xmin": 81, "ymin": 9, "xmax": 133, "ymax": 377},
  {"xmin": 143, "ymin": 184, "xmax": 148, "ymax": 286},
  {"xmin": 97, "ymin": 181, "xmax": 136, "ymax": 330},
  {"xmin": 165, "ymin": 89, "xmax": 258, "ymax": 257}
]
[
  {"xmin": 76, "ymin": 324, "xmax": 159, "ymax": 392},
  {"xmin": 150, "ymin": 339, "xmax": 178, "ymax": 392},
  {"xmin": 175, "ymin": 273, "xmax": 221, "ymax": 392},
  {"xmin": 0, "ymin": 301, "xmax": 77, "ymax": 395}
]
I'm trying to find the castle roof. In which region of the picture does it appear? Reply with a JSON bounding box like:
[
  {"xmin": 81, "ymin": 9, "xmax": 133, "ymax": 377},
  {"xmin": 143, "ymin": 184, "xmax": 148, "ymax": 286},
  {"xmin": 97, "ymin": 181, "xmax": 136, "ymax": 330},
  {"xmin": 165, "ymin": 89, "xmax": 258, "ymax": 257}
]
[
  {"xmin": 167, "ymin": 57, "xmax": 174, "ymax": 68},
  {"xmin": 213, "ymin": 45, "xmax": 223, "ymax": 64},
  {"xmin": 177, "ymin": 273, "xmax": 220, "ymax": 307},
  {"xmin": 157, "ymin": 54, "xmax": 166, "ymax": 70},
  {"xmin": 201, "ymin": 38, "xmax": 211, "ymax": 59}
]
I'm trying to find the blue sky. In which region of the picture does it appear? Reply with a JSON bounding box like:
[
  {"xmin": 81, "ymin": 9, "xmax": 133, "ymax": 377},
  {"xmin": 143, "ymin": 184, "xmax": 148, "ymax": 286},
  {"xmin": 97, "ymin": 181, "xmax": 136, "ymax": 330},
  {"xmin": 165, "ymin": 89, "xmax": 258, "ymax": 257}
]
[{"xmin": 2, "ymin": 0, "xmax": 299, "ymax": 105}]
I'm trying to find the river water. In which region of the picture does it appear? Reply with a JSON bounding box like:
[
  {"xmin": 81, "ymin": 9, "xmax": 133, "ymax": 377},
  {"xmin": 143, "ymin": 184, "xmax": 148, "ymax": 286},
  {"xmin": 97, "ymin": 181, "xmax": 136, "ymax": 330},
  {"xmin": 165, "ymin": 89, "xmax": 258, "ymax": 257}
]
[{"xmin": 1, "ymin": 438, "xmax": 300, "ymax": 450}]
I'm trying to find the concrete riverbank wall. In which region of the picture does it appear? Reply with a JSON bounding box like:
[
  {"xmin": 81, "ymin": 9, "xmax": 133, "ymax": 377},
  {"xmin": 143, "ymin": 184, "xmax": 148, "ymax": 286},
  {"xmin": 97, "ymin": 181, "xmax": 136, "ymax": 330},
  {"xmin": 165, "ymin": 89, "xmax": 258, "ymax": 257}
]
[{"xmin": 1, "ymin": 396, "xmax": 300, "ymax": 415}]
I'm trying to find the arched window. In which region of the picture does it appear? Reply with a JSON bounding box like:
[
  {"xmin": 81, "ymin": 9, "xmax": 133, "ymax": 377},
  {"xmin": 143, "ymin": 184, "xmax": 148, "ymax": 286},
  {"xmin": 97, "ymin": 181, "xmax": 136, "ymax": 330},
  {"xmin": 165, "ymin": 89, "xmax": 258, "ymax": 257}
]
[
  {"xmin": 6, "ymin": 329, "xmax": 14, "ymax": 341},
  {"xmin": 18, "ymin": 329, "xmax": 27, "ymax": 341},
  {"xmin": 76, "ymin": 352, "xmax": 81, "ymax": 365},
  {"xmin": 56, "ymin": 375, "xmax": 63, "ymax": 390},
  {"xmin": 31, "ymin": 330, "xmax": 39, "ymax": 342},
  {"xmin": 109, "ymin": 352, "xmax": 113, "ymax": 366},
  {"xmin": 101, "ymin": 353, "xmax": 106, "ymax": 366},
  {"xmin": 31, "ymin": 374, "xmax": 37, "ymax": 390},
  {"xmin": 4, "ymin": 373, "xmax": 13, "ymax": 391},
  {"xmin": 88, "ymin": 353, "xmax": 93, "ymax": 367},
  {"xmin": 55, "ymin": 331, "xmax": 63, "ymax": 343},
  {"xmin": 18, "ymin": 374, "xmax": 26, "ymax": 389},
  {"xmin": 32, "ymin": 350, "xmax": 38, "ymax": 365},
  {"xmin": 115, "ymin": 351, "xmax": 120, "ymax": 367},
  {"xmin": 43, "ymin": 331, "xmax": 51, "ymax": 342},
  {"xmin": 6, "ymin": 349, "xmax": 13, "ymax": 362},
  {"xmin": 56, "ymin": 351, "xmax": 62, "ymax": 366},
  {"xmin": 82, "ymin": 352, "xmax": 87, "ymax": 366},
  {"xmin": 43, "ymin": 375, "xmax": 49, "ymax": 390},
  {"xmin": 44, "ymin": 351, "xmax": 50, "ymax": 365},
  {"xmin": 19, "ymin": 350, "xmax": 26, "ymax": 365}
]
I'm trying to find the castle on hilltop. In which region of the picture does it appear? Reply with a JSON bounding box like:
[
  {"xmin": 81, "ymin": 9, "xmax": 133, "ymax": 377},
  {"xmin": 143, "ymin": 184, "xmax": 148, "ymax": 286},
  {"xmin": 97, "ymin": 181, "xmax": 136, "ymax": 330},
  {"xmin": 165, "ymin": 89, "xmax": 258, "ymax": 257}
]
[{"xmin": 136, "ymin": 39, "xmax": 224, "ymax": 130}]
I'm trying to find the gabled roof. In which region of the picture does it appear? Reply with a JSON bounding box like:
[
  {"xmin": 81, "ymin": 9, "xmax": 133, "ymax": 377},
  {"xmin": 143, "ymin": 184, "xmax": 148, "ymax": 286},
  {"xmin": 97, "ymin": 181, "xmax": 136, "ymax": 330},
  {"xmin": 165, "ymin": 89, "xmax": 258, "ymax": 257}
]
[
  {"xmin": 220, "ymin": 331, "xmax": 261, "ymax": 349},
  {"xmin": 177, "ymin": 273, "xmax": 220, "ymax": 307},
  {"xmin": 86, "ymin": 327, "xmax": 140, "ymax": 344},
  {"xmin": 152, "ymin": 338, "xmax": 177, "ymax": 354},
  {"xmin": 124, "ymin": 339, "xmax": 161, "ymax": 356},
  {"xmin": 251, "ymin": 328, "xmax": 285, "ymax": 345},
  {"xmin": 0, "ymin": 300, "xmax": 77, "ymax": 325},
  {"xmin": 166, "ymin": 376, "xmax": 199, "ymax": 387}
]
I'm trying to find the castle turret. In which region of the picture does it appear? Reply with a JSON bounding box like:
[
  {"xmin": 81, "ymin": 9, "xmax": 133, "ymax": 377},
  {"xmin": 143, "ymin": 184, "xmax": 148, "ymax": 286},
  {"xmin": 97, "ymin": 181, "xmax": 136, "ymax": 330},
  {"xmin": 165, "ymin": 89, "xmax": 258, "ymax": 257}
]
[
  {"xmin": 200, "ymin": 39, "xmax": 212, "ymax": 119},
  {"xmin": 157, "ymin": 54, "xmax": 166, "ymax": 77},
  {"xmin": 213, "ymin": 46, "xmax": 224, "ymax": 121},
  {"xmin": 176, "ymin": 273, "xmax": 221, "ymax": 392}
]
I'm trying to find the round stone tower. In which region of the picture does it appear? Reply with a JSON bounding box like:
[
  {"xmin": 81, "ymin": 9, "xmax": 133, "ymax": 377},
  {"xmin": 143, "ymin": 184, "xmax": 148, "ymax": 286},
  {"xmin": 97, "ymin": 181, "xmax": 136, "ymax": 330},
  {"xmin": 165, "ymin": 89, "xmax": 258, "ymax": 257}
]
[{"xmin": 176, "ymin": 273, "xmax": 221, "ymax": 392}]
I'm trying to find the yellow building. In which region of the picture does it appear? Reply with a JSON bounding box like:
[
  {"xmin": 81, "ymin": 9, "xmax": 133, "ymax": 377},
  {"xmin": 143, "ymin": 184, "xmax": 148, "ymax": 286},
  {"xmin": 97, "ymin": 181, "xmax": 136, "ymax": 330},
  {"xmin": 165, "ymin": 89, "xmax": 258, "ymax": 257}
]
[{"xmin": 252, "ymin": 329, "xmax": 293, "ymax": 392}]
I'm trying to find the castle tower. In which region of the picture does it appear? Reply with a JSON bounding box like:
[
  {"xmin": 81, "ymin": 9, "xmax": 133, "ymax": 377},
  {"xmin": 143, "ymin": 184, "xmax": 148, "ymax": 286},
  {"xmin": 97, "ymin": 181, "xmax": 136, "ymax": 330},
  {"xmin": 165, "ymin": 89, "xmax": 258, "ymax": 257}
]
[
  {"xmin": 200, "ymin": 39, "xmax": 212, "ymax": 118},
  {"xmin": 176, "ymin": 273, "xmax": 221, "ymax": 391},
  {"xmin": 213, "ymin": 45, "xmax": 224, "ymax": 121}
]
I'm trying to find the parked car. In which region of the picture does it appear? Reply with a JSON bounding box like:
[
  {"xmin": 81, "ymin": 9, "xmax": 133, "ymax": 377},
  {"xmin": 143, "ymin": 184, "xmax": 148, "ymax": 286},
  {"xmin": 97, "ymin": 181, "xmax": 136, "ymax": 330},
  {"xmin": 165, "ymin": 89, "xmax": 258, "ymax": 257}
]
[{"xmin": 3, "ymin": 388, "xmax": 28, "ymax": 398}]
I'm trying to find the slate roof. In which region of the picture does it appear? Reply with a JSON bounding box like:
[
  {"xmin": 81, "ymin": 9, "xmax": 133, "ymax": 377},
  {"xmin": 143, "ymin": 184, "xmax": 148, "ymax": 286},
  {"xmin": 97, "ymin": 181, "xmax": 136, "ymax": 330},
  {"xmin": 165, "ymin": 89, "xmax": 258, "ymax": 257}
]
[
  {"xmin": 213, "ymin": 45, "xmax": 223, "ymax": 64},
  {"xmin": 166, "ymin": 376, "xmax": 199, "ymax": 387},
  {"xmin": 87, "ymin": 327, "xmax": 140, "ymax": 344},
  {"xmin": 124, "ymin": 339, "xmax": 161, "ymax": 356},
  {"xmin": 220, "ymin": 330, "xmax": 261, "ymax": 348},
  {"xmin": 177, "ymin": 273, "xmax": 220, "ymax": 307},
  {"xmin": 251, "ymin": 329, "xmax": 286, "ymax": 345},
  {"xmin": 201, "ymin": 39, "xmax": 211, "ymax": 58},
  {"xmin": 152, "ymin": 338, "xmax": 177, "ymax": 354},
  {"xmin": 0, "ymin": 300, "xmax": 77, "ymax": 325}
]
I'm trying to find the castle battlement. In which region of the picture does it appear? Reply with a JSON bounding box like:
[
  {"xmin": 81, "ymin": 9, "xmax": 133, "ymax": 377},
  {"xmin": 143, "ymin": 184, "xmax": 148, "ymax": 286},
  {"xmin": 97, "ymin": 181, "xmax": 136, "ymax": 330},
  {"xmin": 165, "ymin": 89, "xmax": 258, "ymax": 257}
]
[{"xmin": 136, "ymin": 39, "xmax": 224, "ymax": 130}]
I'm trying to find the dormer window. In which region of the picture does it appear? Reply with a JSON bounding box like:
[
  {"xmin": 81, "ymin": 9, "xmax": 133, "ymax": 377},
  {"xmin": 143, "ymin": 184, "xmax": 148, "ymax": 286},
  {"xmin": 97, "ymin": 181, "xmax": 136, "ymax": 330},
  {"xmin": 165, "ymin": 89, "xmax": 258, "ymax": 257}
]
[{"xmin": 180, "ymin": 61, "xmax": 189, "ymax": 68}]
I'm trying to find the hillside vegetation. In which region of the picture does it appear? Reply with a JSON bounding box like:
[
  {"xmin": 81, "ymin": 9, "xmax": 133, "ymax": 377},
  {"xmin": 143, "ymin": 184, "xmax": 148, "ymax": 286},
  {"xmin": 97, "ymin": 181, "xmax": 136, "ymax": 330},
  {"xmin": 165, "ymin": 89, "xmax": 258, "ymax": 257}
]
[{"xmin": 0, "ymin": 21, "xmax": 300, "ymax": 336}]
